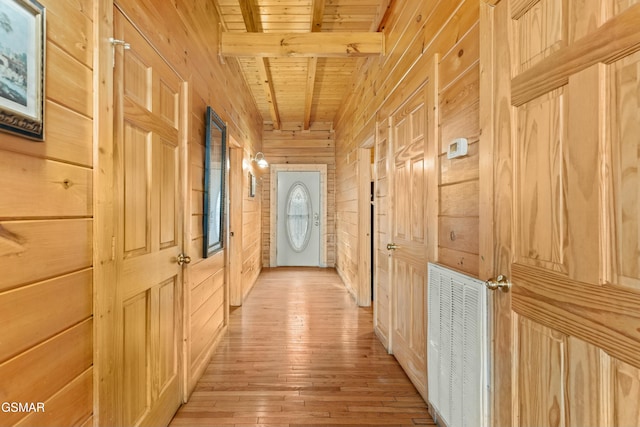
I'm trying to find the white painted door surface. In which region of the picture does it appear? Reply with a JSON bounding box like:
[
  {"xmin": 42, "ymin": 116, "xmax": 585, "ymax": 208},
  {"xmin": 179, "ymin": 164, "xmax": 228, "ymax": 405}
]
[{"xmin": 277, "ymin": 171, "xmax": 321, "ymax": 266}]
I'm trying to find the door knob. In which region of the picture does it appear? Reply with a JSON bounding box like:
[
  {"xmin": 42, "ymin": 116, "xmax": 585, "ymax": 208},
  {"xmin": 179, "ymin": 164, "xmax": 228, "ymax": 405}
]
[
  {"xmin": 177, "ymin": 253, "xmax": 191, "ymax": 265},
  {"xmin": 485, "ymin": 275, "xmax": 510, "ymax": 292},
  {"xmin": 387, "ymin": 243, "xmax": 399, "ymax": 250}
]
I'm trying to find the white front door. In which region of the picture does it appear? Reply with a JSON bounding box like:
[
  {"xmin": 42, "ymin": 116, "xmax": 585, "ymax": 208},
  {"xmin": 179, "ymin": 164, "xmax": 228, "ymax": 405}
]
[{"xmin": 276, "ymin": 171, "xmax": 321, "ymax": 266}]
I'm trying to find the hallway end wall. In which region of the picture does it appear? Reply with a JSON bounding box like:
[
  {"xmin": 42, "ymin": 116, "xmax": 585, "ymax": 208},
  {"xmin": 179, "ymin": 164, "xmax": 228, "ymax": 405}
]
[{"xmin": 261, "ymin": 127, "xmax": 336, "ymax": 267}]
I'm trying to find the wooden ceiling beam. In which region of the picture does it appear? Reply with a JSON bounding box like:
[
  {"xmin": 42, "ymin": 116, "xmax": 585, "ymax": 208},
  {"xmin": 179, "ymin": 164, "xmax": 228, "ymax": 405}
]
[
  {"xmin": 311, "ymin": 0, "xmax": 326, "ymax": 32},
  {"xmin": 303, "ymin": 57, "xmax": 318, "ymax": 130},
  {"xmin": 238, "ymin": 0, "xmax": 281, "ymax": 129},
  {"xmin": 238, "ymin": 0, "xmax": 262, "ymax": 32},
  {"xmin": 221, "ymin": 32, "xmax": 385, "ymax": 58},
  {"xmin": 256, "ymin": 58, "xmax": 281, "ymax": 131},
  {"xmin": 304, "ymin": 0, "xmax": 326, "ymax": 130}
]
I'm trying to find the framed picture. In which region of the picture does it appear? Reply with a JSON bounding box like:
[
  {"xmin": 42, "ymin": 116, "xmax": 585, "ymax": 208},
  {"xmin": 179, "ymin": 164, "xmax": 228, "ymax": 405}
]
[
  {"xmin": 203, "ymin": 106, "xmax": 226, "ymax": 257},
  {"xmin": 249, "ymin": 172, "xmax": 256, "ymax": 197},
  {"xmin": 0, "ymin": 0, "xmax": 46, "ymax": 141}
]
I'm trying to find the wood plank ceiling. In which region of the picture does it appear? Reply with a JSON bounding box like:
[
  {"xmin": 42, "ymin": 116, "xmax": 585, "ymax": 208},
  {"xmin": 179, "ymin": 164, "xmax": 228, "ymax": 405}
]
[{"xmin": 215, "ymin": 0, "xmax": 390, "ymax": 131}]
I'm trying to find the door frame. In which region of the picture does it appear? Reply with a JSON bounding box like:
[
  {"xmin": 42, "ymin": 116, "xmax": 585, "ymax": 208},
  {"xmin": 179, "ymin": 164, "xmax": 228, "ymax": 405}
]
[
  {"xmin": 227, "ymin": 144, "xmax": 243, "ymax": 306},
  {"xmin": 357, "ymin": 143, "xmax": 373, "ymax": 307},
  {"xmin": 269, "ymin": 164, "xmax": 328, "ymax": 267}
]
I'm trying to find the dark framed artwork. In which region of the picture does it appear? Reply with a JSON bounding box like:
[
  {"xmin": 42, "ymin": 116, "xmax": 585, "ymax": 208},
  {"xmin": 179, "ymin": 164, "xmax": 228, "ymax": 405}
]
[
  {"xmin": 0, "ymin": 0, "xmax": 45, "ymax": 141},
  {"xmin": 249, "ymin": 172, "xmax": 256, "ymax": 197},
  {"xmin": 203, "ymin": 106, "xmax": 226, "ymax": 257}
]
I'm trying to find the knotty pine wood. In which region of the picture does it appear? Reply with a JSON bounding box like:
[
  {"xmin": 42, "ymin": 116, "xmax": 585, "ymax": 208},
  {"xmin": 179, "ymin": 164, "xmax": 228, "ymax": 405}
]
[
  {"xmin": 335, "ymin": 0, "xmax": 480, "ymax": 309},
  {"xmin": 107, "ymin": 0, "xmax": 264, "ymax": 405},
  {"xmin": 486, "ymin": 0, "xmax": 640, "ymax": 425},
  {"xmin": 0, "ymin": 0, "xmax": 94, "ymax": 425},
  {"xmin": 217, "ymin": 0, "xmax": 390, "ymax": 126},
  {"xmin": 170, "ymin": 268, "xmax": 436, "ymax": 427}
]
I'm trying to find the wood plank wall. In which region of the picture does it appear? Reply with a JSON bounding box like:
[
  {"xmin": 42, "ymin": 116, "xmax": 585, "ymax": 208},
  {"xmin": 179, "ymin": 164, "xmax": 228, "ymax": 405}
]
[
  {"xmin": 261, "ymin": 128, "xmax": 336, "ymax": 267},
  {"xmin": 1, "ymin": 1, "xmax": 262, "ymax": 425},
  {"xmin": 334, "ymin": 0, "xmax": 481, "ymax": 299},
  {"xmin": 0, "ymin": 0, "xmax": 94, "ymax": 426},
  {"xmin": 113, "ymin": 0, "xmax": 263, "ymax": 396},
  {"xmin": 242, "ymin": 148, "xmax": 262, "ymax": 299}
]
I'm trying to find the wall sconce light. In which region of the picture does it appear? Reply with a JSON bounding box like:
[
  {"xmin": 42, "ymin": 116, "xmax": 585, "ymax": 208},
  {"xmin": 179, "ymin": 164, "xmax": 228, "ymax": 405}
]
[{"xmin": 252, "ymin": 151, "xmax": 269, "ymax": 168}]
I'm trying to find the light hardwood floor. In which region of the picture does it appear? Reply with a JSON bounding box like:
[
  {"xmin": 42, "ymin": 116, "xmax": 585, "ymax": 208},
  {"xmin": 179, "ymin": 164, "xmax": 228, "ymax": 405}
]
[{"xmin": 170, "ymin": 267, "xmax": 436, "ymax": 426}]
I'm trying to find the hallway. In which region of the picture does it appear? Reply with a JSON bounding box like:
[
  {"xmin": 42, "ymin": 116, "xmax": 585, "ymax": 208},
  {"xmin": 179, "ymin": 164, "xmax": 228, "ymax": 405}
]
[{"xmin": 170, "ymin": 268, "xmax": 435, "ymax": 427}]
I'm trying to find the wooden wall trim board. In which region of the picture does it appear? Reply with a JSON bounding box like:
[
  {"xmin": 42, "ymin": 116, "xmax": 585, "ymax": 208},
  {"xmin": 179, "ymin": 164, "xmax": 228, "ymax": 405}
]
[
  {"xmin": 478, "ymin": 1, "xmax": 512, "ymax": 425},
  {"xmin": 94, "ymin": 0, "xmax": 116, "ymax": 424},
  {"xmin": 478, "ymin": 2, "xmax": 512, "ymax": 427},
  {"xmin": 228, "ymin": 148, "xmax": 244, "ymax": 307},
  {"xmin": 357, "ymin": 147, "xmax": 372, "ymax": 307}
]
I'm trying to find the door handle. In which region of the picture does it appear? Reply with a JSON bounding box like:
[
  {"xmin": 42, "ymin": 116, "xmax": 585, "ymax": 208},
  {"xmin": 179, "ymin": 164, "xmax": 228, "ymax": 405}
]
[
  {"xmin": 387, "ymin": 243, "xmax": 399, "ymax": 251},
  {"xmin": 485, "ymin": 275, "xmax": 511, "ymax": 292},
  {"xmin": 177, "ymin": 253, "xmax": 191, "ymax": 266}
]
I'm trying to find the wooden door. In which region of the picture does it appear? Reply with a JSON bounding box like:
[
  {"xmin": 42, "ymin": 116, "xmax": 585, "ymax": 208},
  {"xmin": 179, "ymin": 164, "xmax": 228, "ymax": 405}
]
[
  {"xmin": 484, "ymin": 1, "xmax": 640, "ymax": 425},
  {"xmin": 386, "ymin": 74, "xmax": 436, "ymax": 401},
  {"xmin": 374, "ymin": 117, "xmax": 392, "ymax": 348},
  {"xmin": 113, "ymin": 9, "xmax": 184, "ymax": 427}
]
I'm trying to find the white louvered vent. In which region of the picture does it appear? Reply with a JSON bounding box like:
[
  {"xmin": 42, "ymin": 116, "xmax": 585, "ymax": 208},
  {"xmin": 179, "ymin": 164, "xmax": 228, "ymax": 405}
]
[{"xmin": 427, "ymin": 263, "xmax": 488, "ymax": 427}]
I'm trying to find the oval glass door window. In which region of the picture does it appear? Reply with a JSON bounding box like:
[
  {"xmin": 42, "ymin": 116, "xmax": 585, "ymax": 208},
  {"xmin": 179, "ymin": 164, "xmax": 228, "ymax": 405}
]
[{"xmin": 286, "ymin": 182, "xmax": 312, "ymax": 252}]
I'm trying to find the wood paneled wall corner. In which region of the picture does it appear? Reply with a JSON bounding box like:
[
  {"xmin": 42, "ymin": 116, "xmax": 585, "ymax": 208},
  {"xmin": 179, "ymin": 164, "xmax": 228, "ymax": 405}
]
[{"xmin": 333, "ymin": 0, "xmax": 481, "ymax": 317}]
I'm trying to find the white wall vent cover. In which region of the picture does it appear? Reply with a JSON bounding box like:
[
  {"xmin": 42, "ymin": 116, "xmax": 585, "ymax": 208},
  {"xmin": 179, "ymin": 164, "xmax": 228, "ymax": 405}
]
[{"xmin": 427, "ymin": 263, "xmax": 489, "ymax": 427}]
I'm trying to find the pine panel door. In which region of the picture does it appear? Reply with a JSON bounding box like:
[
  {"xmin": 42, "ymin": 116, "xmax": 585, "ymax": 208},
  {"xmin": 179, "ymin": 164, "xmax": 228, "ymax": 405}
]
[
  {"xmin": 385, "ymin": 63, "xmax": 437, "ymax": 401},
  {"xmin": 113, "ymin": 9, "xmax": 185, "ymax": 427},
  {"xmin": 485, "ymin": 1, "xmax": 640, "ymax": 425}
]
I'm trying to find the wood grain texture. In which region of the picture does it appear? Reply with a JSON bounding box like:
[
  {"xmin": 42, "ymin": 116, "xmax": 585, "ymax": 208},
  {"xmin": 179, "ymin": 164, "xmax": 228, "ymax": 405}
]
[
  {"xmin": 170, "ymin": 268, "xmax": 436, "ymax": 427},
  {"xmin": 515, "ymin": 88, "xmax": 566, "ymax": 272},
  {"xmin": 0, "ymin": 269, "xmax": 92, "ymax": 363},
  {"xmin": 0, "ymin": 2, "xmax": 96, "ymax": 422},
  {"xmin": 388, "ymin": 78, "xmax": 433, "ymax": 401},
  {"xmin": 514, "ymin": 0, "xmax": 565, "ymax": 73},
  {"xmin": 611, "ymin": 50, "xmax": 640, "ymax": 291},
  {"xmin": 0, "ymin": 320, "xmax": 93, "ymax": 426},
  {"xmin": 221, "ymin": 32, "xmax": 385, "ymax": 58},
  {"xmin": 512, "ymin": 263, "xmax": 640, "ymax": 370},
  {"xmin": 480, "ymin": 3, "xmax": 514, "ymax": 424},
  {"xmin": 516, "ymin": 316, "xmax": 566, "ymax": 427},
  {"xmin": 511, "ymin": 3, "xmax": 640, "ymax": 106},
  {"xmin": 613, "ymin": 360, "xmax": 640, "ymax": 426},
  {"xmin": 14, "ymin": 367, "xmax": 93, "ymax": 427}
]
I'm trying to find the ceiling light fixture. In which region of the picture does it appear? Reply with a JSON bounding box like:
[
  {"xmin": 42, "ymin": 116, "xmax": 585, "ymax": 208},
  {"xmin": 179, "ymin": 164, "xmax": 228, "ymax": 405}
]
[{"xmin": 252, "ymin": 152, "xmax": 269, "ymax": 168}]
